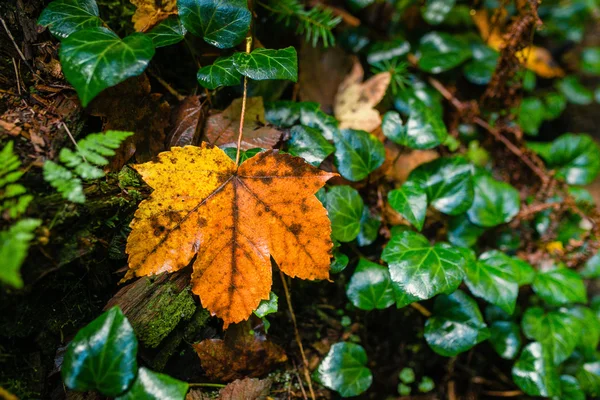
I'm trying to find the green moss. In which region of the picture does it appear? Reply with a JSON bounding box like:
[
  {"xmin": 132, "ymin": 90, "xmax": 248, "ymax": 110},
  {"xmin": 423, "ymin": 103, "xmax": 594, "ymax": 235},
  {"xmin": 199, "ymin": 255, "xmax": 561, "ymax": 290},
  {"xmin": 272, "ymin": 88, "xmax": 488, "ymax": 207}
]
[
  {"xmin": 136, "ymin": 284, "xmax": 197, "ymax": 348},
  {"xmin": 118, "ymin": 166, "xmax": 143, "ymax": 188}
]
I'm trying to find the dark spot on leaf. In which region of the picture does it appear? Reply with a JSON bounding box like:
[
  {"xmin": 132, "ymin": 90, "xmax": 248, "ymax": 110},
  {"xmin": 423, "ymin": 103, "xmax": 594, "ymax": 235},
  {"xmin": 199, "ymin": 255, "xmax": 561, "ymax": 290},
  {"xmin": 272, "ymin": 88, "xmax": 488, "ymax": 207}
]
[{"xmin": 289, "ymin": 223, "xmax": 302, "ymax": 235}]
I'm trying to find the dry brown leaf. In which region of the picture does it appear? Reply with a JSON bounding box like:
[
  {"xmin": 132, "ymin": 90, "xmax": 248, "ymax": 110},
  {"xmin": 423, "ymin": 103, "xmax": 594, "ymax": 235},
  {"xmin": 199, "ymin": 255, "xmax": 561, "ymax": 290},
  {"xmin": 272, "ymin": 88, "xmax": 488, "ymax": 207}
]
[
  {"xmin": 130, "ymin": 0, "xmax": 177, "ymax": 32},
  {"xmin": 299, "ymin": 43, "xmax": 354, "ymax": 114},
  {"xmin": 205, "ymin": 97, "xmax": 282, "ymax": 150},
  {"xmin": 334, "ymin": 59, "xmax": 391, "ymax": 132},
  {"xmin": 472, "ymin": 10, "xmax": 564, "ymax": 78},
  {"xmin": 88, "ymin": 74, "xmax": 170, "ymax": 169},
  {"xmin": 193, "ymin": 322, "xmax": 287, "ymax": 381},
  {"xmin": 218, "ymin": 377, "xmax": 272, "ymax": 399},
  {"xmin": 125, "ymin": 144, "xmax": 335, "ymax": 326},
  {"xmin": 167, "ymin": 95, "xmax": 207, "ymax": 148}
]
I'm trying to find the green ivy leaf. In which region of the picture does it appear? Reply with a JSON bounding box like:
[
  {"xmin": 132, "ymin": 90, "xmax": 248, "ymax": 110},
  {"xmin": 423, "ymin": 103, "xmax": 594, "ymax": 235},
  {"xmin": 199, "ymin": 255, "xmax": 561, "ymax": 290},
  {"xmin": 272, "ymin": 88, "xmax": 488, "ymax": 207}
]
[
  {"xmin": 555, "ymin": 375, "xmax": 585, "ymax": 400},
  {"xmin": 421, "ymin": 0, "xmax": 455, "ymax": 25},
  {"xmin": 115, "ymin": 367, "xmax": 188, "ymax": 400},
  {"xmin": 466, "ymin": 174, "xmax": 520, "ymax": 228},
  {"xmin": 381, "ymin": 230, "xmax": 466, "ymax": 307},
  {"xmin": 388, "ymin": 182, "xmax": 427, "ymax": 231},
  {"xmin": 489, "ymin": 321, "xmax": 521, "ymax": 360},
  {"xmin": 383, "ymin": 99, "xmax": 447, "ymax": 149},
  {"xmin": 464, "ymin": 251, "xmax": 519, "ymax": 314},
  {"xmin": 38, "ymin": 0, "xmax": 102, "ymax": 39},
  {"xmin": 417, "ymin": 32, "xmax": 471, "ymax": 74},
  {"xmin": 568, "ymin": 306, "xmax": 600, "ymax": 359},
  {"xmin": 577, "ymin": 361, "xmax": 600, "ymax": 397},
  {"xmin": 543, "ymin": 92, "xmax": 567, "ymax": 120},
  {"xmin": 333, "ymin": 129, "xmax": 385, "ymax": 182},
  {"xmin": 518, "ymin": 97, "xmax": 545, "ymax": 136},
  {"xmin": 313, "ymin": 342, "xmax": 373, "ymax": 397},
  {"xmin": 146, "ymin": 16, "xmax": 187, "ymax": 48},
  {"xmin": 331, "ymin": 246, "xmax": 349, "ymax": 274},
  {"xmin": 522, "ymin": 307, "xmax": 581, "ymax": 365},
  {"xmin": 0, "ymin": 219, "xmax": 41, "ymax": 288},
  {"xmin": 581, "ymin": 252, "xmax": 600, "ymax": 278},
  {"xmin": 60, "ymin": 27, "xmax": 155, "ymax": 107},
  {"xmin": 254, "ymin": 292, "xmax": 278, "ymax": 318},
  {"xmin": 532, "ymin": 268, "xmax": 587, "ymax": 306},
  {"xmin": 512, "ymin": 342, "xmax": 560, "ymax": 397},
  {"xmin": 234, "ymin": 47, "xmax": 298, "ymax": 81},
  {"xmin": 407, "ymin": 157, "xmax": 474, "ymax": 215},
  {"xmin": 447, "ymin": 214, "xmax": 485, "ymax": 248},
  {"xmin": 264, "ymin": 100, "xmax": 301, "ymax": 127},
  {"xmin": 557, "ymin": 76, "xmax": 594, "ymax": 105},
  {"xmin": 62, "ymin": 307, "xmax": 138, "ymax": 396},
  {"xmin": 534, "ymin": 133, "xmax": 600, "ymax": 185},
  {"xmin": 346, "ymin": 259, "xmax": 395, "ymax": 310},
  {"xmin": 287, "ymin": 125, "xmax": 334, "ymax": 167},
  {"xmin": 393, "ymin": 75, "xmax": 443, "ymax": 117},
  {"xmin": 582, "ymin": 47, "xmax": 600, "ymax": 75},
  {"xmin": 325, "ymin": 186, "xmax": 364, "ymax": 242},
  {"xmin": 463, "ymin": 42, "xmax": 498, "ymax": 85},
  {"xmin": 366, "ymin": 38, "xmax": 410, "ymax": 64},
  {"xmin": 177, "ymin": 0, "xmax": 251, "ymax": 48},
  {"xmin": 509, "ymin": 257, "xmax": 535, "ymax": 286},
  {"xmin": 197, "ymin": 55, "xmax": 241, "ymax": 89},
  {"xmin": 357, "ymin": 207, "xmax": 381, "ymax": 247},
  {"xmin": 424, "ymin": 290, "xmax": 490, "ymax": 356}
]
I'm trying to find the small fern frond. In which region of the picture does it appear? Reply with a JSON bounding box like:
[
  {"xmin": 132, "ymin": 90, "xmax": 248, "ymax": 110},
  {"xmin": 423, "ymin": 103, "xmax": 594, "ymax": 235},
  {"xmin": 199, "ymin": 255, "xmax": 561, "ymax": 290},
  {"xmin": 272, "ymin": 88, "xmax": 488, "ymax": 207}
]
[
  {"xmin": 43, "ymin": 130, "xmax": 133, "ymax": 203},
  {"xmin": 259, "ymin": 0, "xmax": 342, "ymax": 48},
  {"xmin": 0, "ymin": 142, "xmax": 33, "ymax": 218},
  {"xmin": 0, "ymin": 218, "xmax": 41, "ymax": 288}
]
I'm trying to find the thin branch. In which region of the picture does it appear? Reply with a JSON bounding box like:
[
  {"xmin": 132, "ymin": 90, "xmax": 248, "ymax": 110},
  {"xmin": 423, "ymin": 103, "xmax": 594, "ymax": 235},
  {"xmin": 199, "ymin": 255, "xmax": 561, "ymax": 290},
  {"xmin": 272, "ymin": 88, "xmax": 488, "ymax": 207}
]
[
  {"xmin": 0, "ymin": 16, "xmax": 36, "ymax": 75},
  {"xmin": 410, "ymin": 302, "xmax": 432, "ymax": 317},
  {"xmin": 235, "ymin": 36, "xmax": 253, "ymax": 166},
  {"xmin": 148, "ymin": 70, "xmax": 185, "ymax": 101},
  {"xmin": 280, "ymin": 271, "xmax": 316, "ymax": 400}
]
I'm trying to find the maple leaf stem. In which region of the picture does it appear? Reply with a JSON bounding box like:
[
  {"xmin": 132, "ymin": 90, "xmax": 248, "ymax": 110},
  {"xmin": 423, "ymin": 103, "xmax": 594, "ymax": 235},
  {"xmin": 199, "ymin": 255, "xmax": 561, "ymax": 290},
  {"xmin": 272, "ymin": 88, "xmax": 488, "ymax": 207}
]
[{"xmin": 235, "ymin": 36, "xmax": 254, "ymax": 166}]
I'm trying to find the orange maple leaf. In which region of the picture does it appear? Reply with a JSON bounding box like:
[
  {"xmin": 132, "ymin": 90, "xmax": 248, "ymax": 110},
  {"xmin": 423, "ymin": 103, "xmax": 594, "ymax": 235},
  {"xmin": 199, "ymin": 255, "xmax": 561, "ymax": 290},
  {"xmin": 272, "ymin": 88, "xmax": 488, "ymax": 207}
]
[{"xmin": 125, "ymin": 144, "xmax": 335, "ymax": 326}]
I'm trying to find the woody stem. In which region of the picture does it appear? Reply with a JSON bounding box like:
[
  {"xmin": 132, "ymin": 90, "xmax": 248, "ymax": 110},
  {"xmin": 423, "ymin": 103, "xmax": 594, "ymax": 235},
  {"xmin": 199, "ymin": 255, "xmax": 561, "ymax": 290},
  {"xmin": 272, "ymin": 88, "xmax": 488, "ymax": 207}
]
[{"xmin": 235, "ymin": 36, "xmax": 253, "ymax": 166}]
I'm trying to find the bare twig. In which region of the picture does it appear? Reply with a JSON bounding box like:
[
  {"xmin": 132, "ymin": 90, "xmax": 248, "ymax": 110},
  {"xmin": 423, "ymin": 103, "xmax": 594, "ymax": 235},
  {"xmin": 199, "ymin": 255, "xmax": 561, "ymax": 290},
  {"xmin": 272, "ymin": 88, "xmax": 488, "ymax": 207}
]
[
  {"xmin": 410, "ymin": 302, "xmax": 431, "ymax": 317},
  {"xmin": 0, "ymin": 16, "xmax": 36, "ymax": 75},
  {"xmin": 148, "ymin": 70, "xmax": 185, "ymax": 101},
  {"xmin": 12, "ymin": 58, "xmax": 21, "ymax": 95},
  {"xmin": 235, "ymin": 36, "xmax": 253, "ymax": 166},
  {"xmin": 280, "ymin": 271, "xmax": 316, "ymax": 400},
  {"xmin": 482, "ymin": 390, "xmax": 524, "ymax": 397}
]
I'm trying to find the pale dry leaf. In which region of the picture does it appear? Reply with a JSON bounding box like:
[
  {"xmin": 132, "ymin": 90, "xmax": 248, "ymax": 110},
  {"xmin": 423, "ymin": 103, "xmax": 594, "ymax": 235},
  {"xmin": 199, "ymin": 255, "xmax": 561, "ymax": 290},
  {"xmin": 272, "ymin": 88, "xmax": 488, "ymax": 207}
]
[
  {"xmin": 130, "ymin": 0, "xmax": 177, "ymax": 32},
  {"xmin": 334, "ymin": 59, "xmax": 391, "ymax": 131}
]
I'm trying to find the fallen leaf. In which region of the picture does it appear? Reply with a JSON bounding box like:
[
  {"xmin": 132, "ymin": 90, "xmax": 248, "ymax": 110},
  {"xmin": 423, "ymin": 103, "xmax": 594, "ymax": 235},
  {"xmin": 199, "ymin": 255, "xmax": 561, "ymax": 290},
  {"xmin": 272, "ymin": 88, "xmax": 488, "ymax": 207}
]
[
  {"xmin": 299, "ymin": 43, "xmax": 354, "ymax": 114},
  {"xmin": 205, "ymin": 97, "xmax": 282, "ymax": 150},
  {"xmin": 334, "ymin": 59, "xmax": 391, "ymax": 131},
  {"xmin": 88, "ymin": 74, "xmax": 170, "ymax": 169},
  {"xmin": 218, "ymin": 377, "xmax": 271, "ymax": 399},
  {"xmin": 130, "ymin": 0, "xmax": 177, "ymax": 32},
  {"xmin": 125, "ymin": 144, "xmax": 335, "ymax": 326},
  {"xmin": 167, "ymin": 95, "xmax": 207, "ymax": 148},
  {"xmin": 472, "ymin": 10, "xmax": 564, "ymax": 78},
  {"xmin": 193, "ymin": 322, "xmax": 287, "ymax": 381}
]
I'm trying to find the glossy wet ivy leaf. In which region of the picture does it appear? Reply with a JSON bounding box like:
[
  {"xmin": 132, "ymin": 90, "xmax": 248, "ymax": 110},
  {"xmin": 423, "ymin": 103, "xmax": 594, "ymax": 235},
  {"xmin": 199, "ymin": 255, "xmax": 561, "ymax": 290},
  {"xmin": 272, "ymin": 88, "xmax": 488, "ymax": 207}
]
[
  {"xmin": 197, "ymin": 55, "xmax": 241, "ymax": 90},
  {"xmin": 463, "ymin": 42, "xmax": 498, "ymax": 85},
  {"xmin": 366, "ymin": 38, "xmax": 410, "ymax": 64},
  {"xmin": 489, "ymin": 321, "xmax": 521, "ymax": 360},
  {"xmin": 465, "ymin": 252, "xmax": 519, "ymax": 314},
  {"xmin": 557, "ymin": 76, "xmax": 594, "ymax": 105},
  {"xmin": 333, "ymin": 129, "xmax": 385, "ymax": 182},
  {"xmin": 234, "ymin": 47, "xmax": 298, "ymax": 82},
  {"xmin": 62, "ymin": 307, "xmax": 138, "ymax": 396},
  {"xmin": 407, "ymin": 157, "xmax": 474, "ymax": 215},
  {"xmin": 447, "ymin": 214, "xmax": 484, "ymax": 248},
  {"xmin": 512, "ymin": 342, "xmax": 560, "ymax": 397},
  {"xmin": 388, "ymin": 182, "xmax": 427, "ymax": 231},
  {"xmin": 313, "ymin": 342, "xmax": 373, "ymax": 397},
  {"xmin": 393, "ymin": 75, "xmax": 443, "ymax": 117},
  {"xmin": 466, "ymin": 174, "xmax": 520, "ymax": 228},
  {"xmin": 346, "ymin": 259, "xmax": 395, "ymax": 310},
  {"xmin": 298, "ymin": 103, "xmax": 339, "ymax": 141},
  {"xmin": 509, "ymin": 257, "xmax": 535, "ymax": 286},
  {"xmin": 146, "ymin": 16, "xmax": 187, "ymax": 48},
  {"xmin": 386, "ymin": 99, "xmax": 447, "ymax": 149},
  {"xmin": 115, "ymin": 367, "xmax": 188, "ymax": 400},
  {"xmin": 522, "ymin": 307, "xmax": 581, "ymax": 365},
  {"xmin": 581, "ymin": 252, "xmax": 600, "ymax": 278},
  {"xmin": 568, "ymin": 306, "xmax": 600, "ymax": 359},
  {"xmin": 287, "ymin": 125, "xmax": 334, "ymax": 167},
  {"xmin": 543, "ymin": 92, "xmax": 567, "ymax": 120},
  {"xmin": 417, "ymin": 32, "xmax": 471, "ymax": 74},
  {"xmin": 325, "ymin": 186, "xmax": 364, "ymax": 242},
  {"xmin": 223, "ymin": 148, "xmax": 264, "ymax": 164},
  {"xmin": 518, "ymin": 97, "xmax": 545, "ymax": 136},
  {"xmin": 357, "ymin": 207, "xmax": 380, "ymax": 247},
  {"xmin": 177, "ymin": 0, "xmax": 250, "ymax": 48},
  {"xmin": 264, "ymin": 100, "xmax": 301, "ymax": 127},
  {"xmin": 582, "ymin": 47, "xmax": 600, "ymax": 75},
  {"xmin": 254, "ymin": 291, "xmax": 278, "ymax": 318},
  {"xmin": 424, "ymin": 290, "xmax": 489, "ymax": 357},
  {"xmin": 331, "ymin": 247, "xmax": 349, "ymax": 274},
  {"xmin": 38, "ymin": 0, "xmax": 102, "ymax": 39},
  {"xmin": 381, "ymin": 230, "xmax": 466, "ymax": 308},
  {"xmin": 60, "ymin": 27, "xmax": 155, "ymax": 107},
  {"xmin": 577, "ymin": 361, "xmax": 600, "ymax": 397},
  {"xmin": 421, "ymin": 0, "xmax": 455, "ymax": 25},
  {"xmin": 538, "ymin": 133, "xmax": 600, "ymax": 185},
  {"xmin": 532, "ymin": 268, "xmax": 587, "ymax": 306},
  {"xmin": 555, "ymin": 375, "xmax": 585, "ymax": 400}
]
